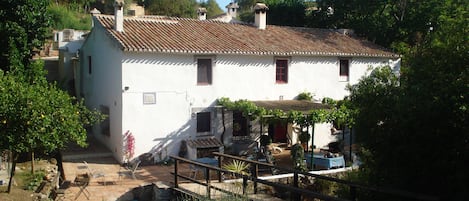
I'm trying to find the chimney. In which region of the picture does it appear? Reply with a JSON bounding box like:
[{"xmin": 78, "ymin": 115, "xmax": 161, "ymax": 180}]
[
  {"xmin": 197, "ymin": 7, "xmax": 207, "ymax": 20},
  {"xmin": 114, "ymin": 0, "xmax": 125, "ymax": 32},
  {"xmin": 226, "ymin": 2, "xmax": 239, "ymax": 18},
  {"xmin": 254, "ymin": 3, "xmax": 268, "ymax": 30},
  {"xmin": 90, "ymin": 8, "xmax": 101, "ymax": 28}
]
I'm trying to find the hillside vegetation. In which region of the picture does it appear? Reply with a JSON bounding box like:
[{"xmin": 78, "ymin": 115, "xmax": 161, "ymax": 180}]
[
  {"xmin": 48, "ymin": 4, "xmax": 92, "ymax": 30},
  {"xmin": 48, "ymin": 0, "xmax": 225, "ymax": 30}
]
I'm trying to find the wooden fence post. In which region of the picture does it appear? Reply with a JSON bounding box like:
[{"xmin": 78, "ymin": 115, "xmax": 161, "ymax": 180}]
[
  {"xmin": 174, "ymin": 159, "xmax": 178, "ymax": 188},
  {"xmin": 291, "ymin": 172, "xmax": 300, "ymax": 201},
  {"xmin": 206, "ymin": 168, "xmax": 211, "ymax": 199},
  {"xmin": 218, "ymin": 155, "xmax": 223, "ymax": 182},
  {"xmin": 242, "ymin": 176, "xmax": 248, "ymax": 195},
  {"xmin": 253, "ymin": 163, "xmax": 258, "ymax": 194}
]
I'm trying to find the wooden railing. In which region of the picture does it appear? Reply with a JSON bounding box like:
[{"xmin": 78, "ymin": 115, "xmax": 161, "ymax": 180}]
[{"xmin": 171, "ymin": 153, "xmax": 438, "ymax": 201}]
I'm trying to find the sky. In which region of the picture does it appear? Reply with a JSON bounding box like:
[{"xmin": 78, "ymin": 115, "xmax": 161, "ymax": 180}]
[{"xmin": 216, "ymin": 0, "xmax": 233, "ymax": 11}]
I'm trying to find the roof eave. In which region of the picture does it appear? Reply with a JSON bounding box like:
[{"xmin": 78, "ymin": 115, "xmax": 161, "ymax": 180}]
[{"xmin": 122, "ymin": 48, "xmax": 399, "ymax": 58}]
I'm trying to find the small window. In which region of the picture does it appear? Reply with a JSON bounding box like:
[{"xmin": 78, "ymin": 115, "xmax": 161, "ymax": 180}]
[
  {"xmin": 276, "ymin": 59, "xmax": 288, "ymax": 83},
  {"xmin": 88, "ymin": 56, "xmax": 92, "ymax": 75},
  {"xmin": 197, "ymin": 58, "xmax": 212, "ymax": 84},
  {"xmin": 197, "ymin": 112, "xmax": 211, "ymax": 133},
  {"xmin": 339, "ymin": 59, "xmax": 349, "ymax": 77}
]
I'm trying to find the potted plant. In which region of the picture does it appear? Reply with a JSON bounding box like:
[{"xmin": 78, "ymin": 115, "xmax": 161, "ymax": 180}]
[
  {"xmin": 290, "ymin": 143, "xmax": 307, "ymax": 172},
  {"xmin": 298, "ymin": 131, "xmax": 311, "ymax": 151}
]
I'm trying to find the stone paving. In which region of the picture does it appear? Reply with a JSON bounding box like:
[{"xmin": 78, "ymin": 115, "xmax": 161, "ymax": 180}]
[
  {"xmin": 58, "ymin": 136, "xmax": 195, "ymax": 201},
  {"xmin": 61, "ymin": 158, "xmax": 194, "ymax": 201}
]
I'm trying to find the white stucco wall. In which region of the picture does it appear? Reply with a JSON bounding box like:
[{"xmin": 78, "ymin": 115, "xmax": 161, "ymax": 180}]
[
  {"xmin": 115, "ymin": 52, "xmax": 399, "ymax": 160},
  {"xmin": 58, "ymin": 40, "xmax": 83, "ymax": 89},
  {"xmin": 80, "ymin": 23, "xmax": 124, "ymax": 162}
]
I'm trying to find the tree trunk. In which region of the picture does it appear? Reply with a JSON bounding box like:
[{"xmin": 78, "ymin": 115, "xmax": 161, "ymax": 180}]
[
  {"xmin": 31, "ymin": 151, "xmax": 35, "ymax": 175},
  {"xmin": 221, "ymin": 108, "xmax": 225, "ymax": 144},
  {"xmin": 7, "ymin": 151, "xmax": 18, "ymax": 193}
]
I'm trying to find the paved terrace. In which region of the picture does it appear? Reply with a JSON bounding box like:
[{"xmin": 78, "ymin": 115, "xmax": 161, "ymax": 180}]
[
  {"xmin": 61, "ymin": 157, "xmax": 195, "ymax": 201},
  {"xmin": 60, "ymin": 137, "xmax": 195, "ymax": 201},
  {"xmin": 59, "ymin": 138, "xmax": 350, "ymax": 201}
]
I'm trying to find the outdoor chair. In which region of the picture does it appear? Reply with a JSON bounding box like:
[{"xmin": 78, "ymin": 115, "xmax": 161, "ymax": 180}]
[
  {"xmin": 83, "ymin": 161, "xmax": 106, "ymax": 185},
  {"xmin": 74, "ymin": 173, "xmax": 90, "ymax": 200},
  {"xmin": 119, "ymin": 160, "xmax": 141, "ymax": 181}
]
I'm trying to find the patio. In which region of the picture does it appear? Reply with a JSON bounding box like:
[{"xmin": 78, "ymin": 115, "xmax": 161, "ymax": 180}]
[
  {"xmin": 59, "ymin": 136, "xmax": 194, "ymax": 201},
  {"xmin": 58, "ymin": 134, "xmax": 356, "ymax": 201},
  {"xmin": 60, "ymin": 157, "xmax": 195, "ymax": 201}
]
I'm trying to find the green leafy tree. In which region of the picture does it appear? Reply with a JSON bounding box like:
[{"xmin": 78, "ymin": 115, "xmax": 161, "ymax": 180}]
[
  {"xmin": 346, "ymin": 1, "xmax": 468, "ymax": 199},
  {"xmin": 237, "ymin": 0, "xmax": 257, "ymax": 10},
  {"xmin": 1, "ymin": 0, "xmax": 104, "ymax": 193},
  {"xmin": 264, "ymin": 0, "xmax": 305, "ymax": 26},
  {"xmin": 144, "ymin": 0, "xmax": 198, "ymax": 18},
  {"xmin": 0, "ymin": 63, "xmax": 104, "ymax": 193},
  {"xmin": 308, "ymin": 0, "xmax": 445, "ymax": 51},
  {"xmin": 57, "ymin": 0, "xmax": 96, "ymax": 12},
  {"xmin": 237, "ymin": 0, "xmax": 306, "ymax": 26},
  {"xmin": 199, "ymin": 0, "xmax": 224, "ymax": 18},
  {"xmin": 0, "ymin": 0, "xmax": 50, "ymax": 72},
  {"xmin": 101, "ymin": 0, "xmax": 134, "ymax": 14}
]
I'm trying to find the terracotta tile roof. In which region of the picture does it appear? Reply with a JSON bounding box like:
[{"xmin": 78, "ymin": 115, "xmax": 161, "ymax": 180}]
[
  {"xmin": 94, "ymin": 15, "xmax": 399, "ymax": 58},
  {"xmin": 252, "ymin": 100, "xmax": 330, "ymax": 113}
]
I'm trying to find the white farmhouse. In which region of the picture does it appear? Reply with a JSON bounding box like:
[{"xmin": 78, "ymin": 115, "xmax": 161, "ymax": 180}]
[{"xmin": 78, "ymin": 2, "xmax": 400, "ymax": 164}]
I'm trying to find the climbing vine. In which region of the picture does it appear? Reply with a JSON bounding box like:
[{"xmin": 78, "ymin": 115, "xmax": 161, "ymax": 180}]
[{"xmin": 217, "ymin": 97, "xmax": 349, "ymax": 126}]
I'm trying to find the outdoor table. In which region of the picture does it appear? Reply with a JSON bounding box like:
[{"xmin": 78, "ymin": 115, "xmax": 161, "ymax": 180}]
[
  {"xmin": 305, "ymin": 154, "xmax": 345, "ymax": 169},
  {"xmin": 195, "ymin": 157, "xmax": 218, "ymax": 166}
]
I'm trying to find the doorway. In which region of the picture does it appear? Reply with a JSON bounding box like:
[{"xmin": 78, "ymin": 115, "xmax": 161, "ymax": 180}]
[{"xmin": 268, "ymin": 122, "xmax": 287, "ymax": 143}]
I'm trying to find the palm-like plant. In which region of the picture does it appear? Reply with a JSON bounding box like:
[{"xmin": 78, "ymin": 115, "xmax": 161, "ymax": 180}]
[{"xmin": 222, "ymin": 160, "xmax": 250, "ymax": 177}]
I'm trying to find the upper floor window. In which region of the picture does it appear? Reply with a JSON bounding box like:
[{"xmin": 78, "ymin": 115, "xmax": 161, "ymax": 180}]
[
  {"xmin": 276, "ymin": 59, "xmax": 288, "ymax": 83},
  {"xmin": 339, "ymin": 59, "xmax": 349, "ymax": 77},
  {"xmin": 197, "ymin": 112, "xmax": 211, "ymax": 133},
  {"xmin": 197, "ymin": 58, "xmax": 212, "ymax": 85}
]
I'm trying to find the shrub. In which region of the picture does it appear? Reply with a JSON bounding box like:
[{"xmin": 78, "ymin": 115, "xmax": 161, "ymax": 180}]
[
  {"xmin": 296, "ymin": 91, "xmax": 313, "ymax": 101},
  {"xmin": 290, "ymin": 143, "xmax": 307, "ymax": 172},
  {"xmin": 48, "ymin": 4, "xmax": 91, "ymax": 30},
  {"xmin": 23, "ymin": 171, "xmax": 46, "ymax": 190}
]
